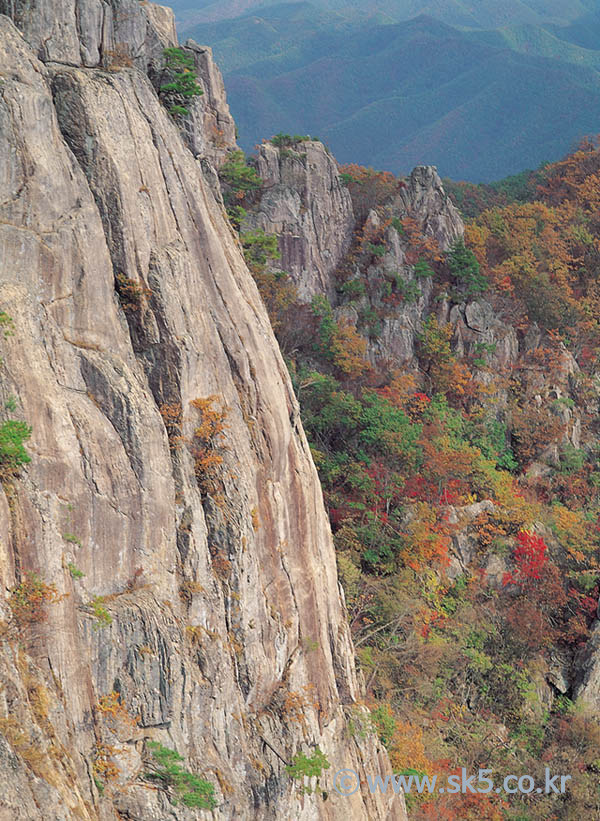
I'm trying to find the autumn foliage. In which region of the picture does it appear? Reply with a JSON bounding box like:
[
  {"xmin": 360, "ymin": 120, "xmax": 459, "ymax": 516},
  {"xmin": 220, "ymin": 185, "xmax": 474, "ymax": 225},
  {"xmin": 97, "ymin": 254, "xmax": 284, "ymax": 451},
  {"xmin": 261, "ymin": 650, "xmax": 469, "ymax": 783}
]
[
  {"xmin": 339, "ymin": 163, "xmax": 404, "ymax": 222},
  {"xmin": 219, "ymin": 140, "xmax": 600, "ymax": 818},
  {"xmin": 502, "ymin": 530, "xmax": 548, "ymax": 586},
  {"xmin": 189, "ymin": 396, "xmax": 229, "ymax": 494},
  {"xmin": 9, "ymin": 572, "xmax": 61, "ymax": 627}
]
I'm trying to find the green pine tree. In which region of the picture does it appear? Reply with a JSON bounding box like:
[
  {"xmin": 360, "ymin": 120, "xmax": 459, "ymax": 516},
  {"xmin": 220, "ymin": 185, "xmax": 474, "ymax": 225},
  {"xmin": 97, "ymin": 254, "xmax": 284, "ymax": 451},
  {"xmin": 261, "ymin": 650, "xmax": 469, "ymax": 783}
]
[
  {"xmin": 158, "ymin": 48, "xmax": 203, "ymax": 118},
  {"xmin": 448, "ymin": 238, "xmax": 488, "ymax": 297}
]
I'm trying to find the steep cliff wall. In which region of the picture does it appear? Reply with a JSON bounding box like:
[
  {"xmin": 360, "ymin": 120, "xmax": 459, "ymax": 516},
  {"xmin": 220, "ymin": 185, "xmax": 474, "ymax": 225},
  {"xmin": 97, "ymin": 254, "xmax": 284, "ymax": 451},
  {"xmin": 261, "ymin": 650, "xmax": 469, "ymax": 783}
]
[
  {"xmin": 246, "ymin": 143, "xmax": 462, "ymax": 307},
  {"xmin": 243, "ymin": 140, "xmax": 355, "ymax": 301},
  {"xmin": 0, "ymin": 4, "xmax": 405, "ymax": 819},
  {"xmin": 394, "ymin": 165, "xmax": 464, "ymax": 252},
  {"xmin": 181, "ymin": 39, "xmax": 238, "ymax": 168},
  {"xmin": 0, "ymin": 0, "xmax": 177, "ymax": 68}
]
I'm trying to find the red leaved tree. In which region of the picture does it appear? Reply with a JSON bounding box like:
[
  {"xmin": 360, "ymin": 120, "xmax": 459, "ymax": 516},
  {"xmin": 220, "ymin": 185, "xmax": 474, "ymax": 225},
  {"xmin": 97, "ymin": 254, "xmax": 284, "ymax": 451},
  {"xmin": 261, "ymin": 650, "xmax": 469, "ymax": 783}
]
[{"xmin": 502, "ymin": 530, "xmax": 548, "ymax": 587}]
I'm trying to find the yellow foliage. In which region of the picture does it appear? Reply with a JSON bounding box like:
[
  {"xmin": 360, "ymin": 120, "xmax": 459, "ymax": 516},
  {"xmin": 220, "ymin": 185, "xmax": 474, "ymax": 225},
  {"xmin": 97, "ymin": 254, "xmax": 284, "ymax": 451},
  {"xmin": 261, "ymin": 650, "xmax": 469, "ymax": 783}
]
[
  {"xmin": 336, "ymin": 553, "xmax": 362, "ymax": 605},
  {"xmin": 418, "ymin": 316, "xmax": 472, "ymax": 398},
  {"xmin": 279, "ymin": 685, "xmax": 320, "ymax": 727},
  {"xmin": 331, "ymin": 318, "xmax": 369, "ymax": 377},
  {"xmin": 377, "ymin": 372, "xmax": 418, "ymax": 411},
  {"xmin": 551, "ymin": 504, "xmax": 596, "ymax": 564},
  {"xmin": 335, "ymin": 524, "xmax": 364, "ymax": 554},
  {"xmin": 464, "ymin": 222, "xmax": 490, "ymax": 268},
  {"xmin": 252, "ymin": 271, "xmax": 298, "ymax": 334},
  {"xmin": 94, "ymin": 742, "xmax": 121, "ymax": 783},
  {"xmin": 402, "ymin": 502, "xmax": 450, "ymax": 571},
  {"xmin": 9, "ymin": 572, "xmax": 62, "ymax": 627},
  {"xmin": 97, "ymin": 691, "xmax": 139, "ymax": 729},
  {"xmin": 491, "ymin": 472, "xmax": 539, "ymax": 530},
  {"xmin": 189, "ymin": 396, "xmax": 229, "ymax": 494},
  {"xmin": 389, "ymin": 720, "xmax": 434, "ymax": 776}
]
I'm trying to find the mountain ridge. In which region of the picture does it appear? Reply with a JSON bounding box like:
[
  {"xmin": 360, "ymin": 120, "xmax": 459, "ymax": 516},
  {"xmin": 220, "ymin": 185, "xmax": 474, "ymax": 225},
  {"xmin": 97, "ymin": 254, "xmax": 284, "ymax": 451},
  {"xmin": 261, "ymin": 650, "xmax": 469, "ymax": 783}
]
[
  {"xmin": 196, "ymin": 6, "xmax": 600, "ymax": 180},
  {"xmin": 175, "ymin": 0, "xmax": 600, "ymax": 181},
  {"xmin": 171, "ymin": 0, "xmax": 600, "ymax": 28}
]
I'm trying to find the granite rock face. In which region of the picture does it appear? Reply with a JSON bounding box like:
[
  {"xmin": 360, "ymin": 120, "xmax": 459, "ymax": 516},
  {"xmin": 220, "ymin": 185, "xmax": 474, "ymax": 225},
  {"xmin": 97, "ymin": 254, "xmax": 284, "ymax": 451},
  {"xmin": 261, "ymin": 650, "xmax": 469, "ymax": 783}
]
[
  {"xmin": 0, "ymin": 0, "xmax": 236, "ymax": 168},
  {"xmin": 353, "ymin": 167, "xmax": 464, "ymax": 368},
  {"xmin": 244, "ymin": 140, "xmax": 355, "ymax": 301},
  {"xmin": 574, "ymin": 622, "xmax": 600, "ymax": 706},
  {"xmin": 395, "ymin": 165, "xmax": 464, "ymax": 252},
  {"xmin": 0, "ymin": 0, "xmax": 177, "ymax": 68},
  {"xmin": 0, "ymin": 7, "xmax": 405, "ymax": 821},
  {"xmin": 245, "ymin": 139, "xmax": 465, "ymax": 375},
  {"xmin": 246, "ymin": 146, "xmax": 462, "ymax": 307},
  {"xmin": 181, "ymin": 39, "xmax": 238, "ymax": 168}
]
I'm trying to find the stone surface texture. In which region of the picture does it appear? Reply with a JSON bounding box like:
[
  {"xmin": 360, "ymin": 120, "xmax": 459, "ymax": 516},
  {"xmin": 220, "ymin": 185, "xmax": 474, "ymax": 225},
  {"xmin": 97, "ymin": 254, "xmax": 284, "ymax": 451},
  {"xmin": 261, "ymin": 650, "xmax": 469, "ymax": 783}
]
[
  {"xmin": 0, "ymin": 5, "xmax": 406, "ymax": 820},
  {"xmin": 181, "ymin": 39, "xmax": 238, "ymax": 168},
  {"xmin": 244, "ymin": 140, "xmax": 355, "ymax": 301},
  {"xmin": 395, "ymin": 165, "xmax": 464, "ymax": 252}
]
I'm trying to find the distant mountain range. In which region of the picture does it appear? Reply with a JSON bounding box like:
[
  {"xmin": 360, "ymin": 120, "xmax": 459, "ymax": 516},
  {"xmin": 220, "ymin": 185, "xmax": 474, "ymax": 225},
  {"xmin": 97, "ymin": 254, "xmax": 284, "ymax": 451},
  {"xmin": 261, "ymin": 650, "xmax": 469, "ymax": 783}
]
[
  {"xmin": 168, "ymin": 0, "xmax": 600, "ymax": 181},
  {"xmin": 170, "ymin": 0, "xmax": 600, "ymax": 28}
]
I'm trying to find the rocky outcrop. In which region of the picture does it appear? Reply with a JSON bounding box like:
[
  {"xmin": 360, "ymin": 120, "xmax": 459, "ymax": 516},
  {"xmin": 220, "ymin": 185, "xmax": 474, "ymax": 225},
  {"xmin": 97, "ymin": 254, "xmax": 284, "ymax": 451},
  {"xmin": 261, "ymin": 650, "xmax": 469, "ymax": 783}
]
[
  {"xmin": 245, "ymin": 140, "xmax": 462, "ymax": 311},
  {"xmin": 244, "ymin": 141, "xmax": 466, "ymax": 374},
  {"xmin": 244, "ymin": 140, "xmax": 355, "ymax": 301},
  {"xmin": 245, "ymin": 133, "xmax": 591, "ymax": 482},
  {"xmin": 181, "ymin": 40, "xmax": 238, "ymax": 168},
  {"xmin": 0, "ymin": 7, "xmax": 405, "ymax": 821},
  {"xmin": 0, "ymin": 1, "xmax": 236, "ymax": 168},
  {"xmin": 395, "ymin": 165, "xmax": 464, "ymax": 252},
  {"xmin": 370, "ymin": 167, "xmax": 463, "ymax": 362},
  {"xmin": 330, "ymin": 207, "xmax": 461, "ymax": 370},
  {"xmin": 574, "ymin": 621, "xmax": 600, "ymax": 707},
  {"xmin": 0, "ymin": 0, "xmax": 177, "ymax": 69}
]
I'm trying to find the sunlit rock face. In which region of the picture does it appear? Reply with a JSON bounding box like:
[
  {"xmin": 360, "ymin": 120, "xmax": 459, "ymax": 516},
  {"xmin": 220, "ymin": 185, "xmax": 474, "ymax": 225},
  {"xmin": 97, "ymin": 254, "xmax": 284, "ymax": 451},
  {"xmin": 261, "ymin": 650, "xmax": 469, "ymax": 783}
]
[{"xmin": 0, "ymin": 4, "xmax": 406, "ymax": 819}]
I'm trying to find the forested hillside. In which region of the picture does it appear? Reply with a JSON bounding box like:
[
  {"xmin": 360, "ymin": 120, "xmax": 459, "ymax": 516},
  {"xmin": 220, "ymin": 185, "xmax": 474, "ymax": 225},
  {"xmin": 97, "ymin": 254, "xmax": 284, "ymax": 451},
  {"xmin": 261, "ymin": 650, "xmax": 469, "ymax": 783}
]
[{"xmin": 221, "ymin": 134, "xmax": 600, "ymax": 819}]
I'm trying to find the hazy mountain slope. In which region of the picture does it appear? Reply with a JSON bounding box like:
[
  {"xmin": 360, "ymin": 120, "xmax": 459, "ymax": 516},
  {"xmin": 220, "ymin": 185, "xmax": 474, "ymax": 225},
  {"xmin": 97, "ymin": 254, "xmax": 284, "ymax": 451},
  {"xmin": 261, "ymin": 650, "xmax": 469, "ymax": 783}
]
[
  {"xmin": 196, "ymin": 10, "xmax": 600, "ymax": 180},
  {"xmin": 182, "ymin": 2, "xmax": 352, "ymax": 74},
  {"xmin": 469, "ymin": 20, "xmax": 600, "ymax": 68},
  {"xmin": 320, "ymin": 0, "xmax": 595, "ymax": 26},
  {"xmin": 321, "ymin": 32, "xmax": 600, "ymax": 179},
  {"xmin": 172, "ymin": 0, "xmax": 293, "ymax": 27},
  {"xmin": 547, "ymin": 11, "xmax": 600, "ymax": 48},
  {"xmin": 170, "ymin": 0, "xmax": 598, "ymax": 28}
]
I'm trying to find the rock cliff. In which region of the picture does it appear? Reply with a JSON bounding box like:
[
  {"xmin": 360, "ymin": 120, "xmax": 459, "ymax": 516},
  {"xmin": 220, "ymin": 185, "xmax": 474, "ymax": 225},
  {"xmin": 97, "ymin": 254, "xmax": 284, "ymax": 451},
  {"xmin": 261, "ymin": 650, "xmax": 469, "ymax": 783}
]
[
  {"xmin": 394, "ymin": 165, "xmax": 464, "ymax": 252},
  {"xmin": 0, "ymin": 4, "xmax": 406, "ymax": 819},
  {"xmin": 247, "ymin": 142, "xmax": 464, "ymax": 370},
  {"xmin": 0, "ymin": 0, "xmax": 177, "ymax": 69},
  {"xmin": 243, "ymin": 140, "xmax": 355, "ymax": 301},
  {"xmin": 247, "ymin": 145, "xmax": 462, "ymax": 308},
  {"xmin": 180, "ymin": 39, "xmax": 238, "ymax": 168}
]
